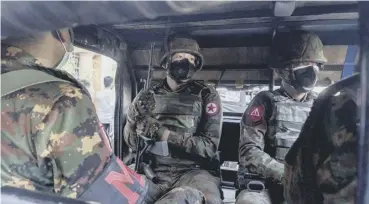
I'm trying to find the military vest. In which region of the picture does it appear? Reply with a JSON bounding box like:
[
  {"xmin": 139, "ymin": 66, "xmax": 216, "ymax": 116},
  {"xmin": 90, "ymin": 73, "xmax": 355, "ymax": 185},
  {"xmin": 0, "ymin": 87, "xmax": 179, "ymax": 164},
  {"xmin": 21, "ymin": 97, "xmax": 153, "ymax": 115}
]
[
  {"xmin": 271, "ymin": 91, "xmax": 314, "ymax": 162},
  {"xmin": 153, "ymin": 92, "xmax": 202, "ymax": 134},
  {"xmin": 149, "ymin": 82, "xmax": 205, "ymax": 167}
]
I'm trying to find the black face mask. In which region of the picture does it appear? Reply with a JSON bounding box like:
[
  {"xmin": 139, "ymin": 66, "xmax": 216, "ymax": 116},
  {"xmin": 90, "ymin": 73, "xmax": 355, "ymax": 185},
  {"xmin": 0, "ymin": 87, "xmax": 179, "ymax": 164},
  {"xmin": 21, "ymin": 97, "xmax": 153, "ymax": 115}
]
[
  {"xmin": 168, "ymin": 58, "xmax": 196, "ymax": 83},
  {"xmin": 289, "ymin": 66, "xmax": 319, "ymax": 93}
]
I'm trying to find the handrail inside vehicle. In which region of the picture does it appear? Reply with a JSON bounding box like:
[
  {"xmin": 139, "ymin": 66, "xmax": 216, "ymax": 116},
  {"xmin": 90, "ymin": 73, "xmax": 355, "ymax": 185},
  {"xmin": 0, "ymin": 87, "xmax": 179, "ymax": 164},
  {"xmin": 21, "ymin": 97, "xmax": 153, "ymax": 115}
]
[{"xmin": 356, "ymin": 2, "xmax": 369, "ymax": 204}]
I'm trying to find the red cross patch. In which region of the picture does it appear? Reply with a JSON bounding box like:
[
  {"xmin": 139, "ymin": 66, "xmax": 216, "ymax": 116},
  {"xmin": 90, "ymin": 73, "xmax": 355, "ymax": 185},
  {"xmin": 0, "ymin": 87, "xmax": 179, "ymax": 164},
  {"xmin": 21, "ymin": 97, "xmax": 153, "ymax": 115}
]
[
  {"xmin": 248, "ymin": 106, "xmax": 264, "ymax": 122},
  {"xmin": 206, "ymin": 102, "xmax": 219, "ymax": 116}
]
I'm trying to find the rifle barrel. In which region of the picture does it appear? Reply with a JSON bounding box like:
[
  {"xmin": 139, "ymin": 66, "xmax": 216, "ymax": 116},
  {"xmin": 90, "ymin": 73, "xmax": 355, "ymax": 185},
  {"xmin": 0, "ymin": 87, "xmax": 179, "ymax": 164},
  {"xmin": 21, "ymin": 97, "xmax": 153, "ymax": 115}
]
[{"xmin": 145, "ymin": 43, "xmax": 155, "ymax": 90}]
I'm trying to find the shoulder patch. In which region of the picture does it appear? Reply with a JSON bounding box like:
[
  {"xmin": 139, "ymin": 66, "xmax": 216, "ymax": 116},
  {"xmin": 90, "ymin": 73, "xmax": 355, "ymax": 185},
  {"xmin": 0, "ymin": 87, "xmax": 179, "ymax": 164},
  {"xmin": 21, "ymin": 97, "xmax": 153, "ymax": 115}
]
[
  {"xmin": 248, "ymin": 105, "xmax": 264, "ymax": 122},
  {"xmin": 205, "ymin": 101, "xmax": 219, "ymax": 116}
]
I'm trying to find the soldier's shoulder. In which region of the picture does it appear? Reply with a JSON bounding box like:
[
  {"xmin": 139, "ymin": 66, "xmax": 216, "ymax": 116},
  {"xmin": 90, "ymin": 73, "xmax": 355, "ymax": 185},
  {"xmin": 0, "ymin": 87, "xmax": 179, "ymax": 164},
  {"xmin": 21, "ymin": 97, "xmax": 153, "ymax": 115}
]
[
  {"xmin": 3, "ymin": 81, "xmax": 88, "ymax": 110},
  {"xmin": 150, "ymin": 80, "xmax": 163, "ymax": 88},
  {"xmin": 191, "ymin": 81, "xmax": 218, "ymax": 94},
  {"xmin": 254, "ymin": 90, "xmax": 275, "ymax": 100},
  {"xmin": 149, "ymin": 80, "xmax": 165, "ymax": 92},
  {"xmin": 32, "ymin": 81, "xmax": 87, "ymax": 101},
  {"xmin": 308, "ymin": 91, "xmax": 319, "ymax": 100}
]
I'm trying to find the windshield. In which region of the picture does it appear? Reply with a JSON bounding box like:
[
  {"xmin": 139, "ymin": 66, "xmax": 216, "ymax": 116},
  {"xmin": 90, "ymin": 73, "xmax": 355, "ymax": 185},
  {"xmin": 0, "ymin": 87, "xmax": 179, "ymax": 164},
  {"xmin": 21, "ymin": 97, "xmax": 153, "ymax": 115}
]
[{"xmin": 217, "ymin": 85, "xmax": 328, "ymax": 115}]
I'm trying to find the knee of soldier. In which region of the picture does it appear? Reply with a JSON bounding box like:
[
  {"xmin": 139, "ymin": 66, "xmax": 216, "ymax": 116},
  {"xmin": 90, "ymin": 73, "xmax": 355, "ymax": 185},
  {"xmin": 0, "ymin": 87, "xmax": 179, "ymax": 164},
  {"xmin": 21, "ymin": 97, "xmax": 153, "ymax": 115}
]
[
  {"xmin": 170, "ymin": 186, "xmax": 206, "ymax": 203},
  {"xmin": 190, "ymin": 170, "xmax": 220, "ymax": 185},
  {"xmin": 175, "ymin": 186, "xmax": 222, "ymax": 204},
  {"xmin": 236, "ymin": 190, "xmax": 271, "ymax": 204},
  {"xmin": 173, "ymin": 186, "xmax": 203, "ymax": 195}
]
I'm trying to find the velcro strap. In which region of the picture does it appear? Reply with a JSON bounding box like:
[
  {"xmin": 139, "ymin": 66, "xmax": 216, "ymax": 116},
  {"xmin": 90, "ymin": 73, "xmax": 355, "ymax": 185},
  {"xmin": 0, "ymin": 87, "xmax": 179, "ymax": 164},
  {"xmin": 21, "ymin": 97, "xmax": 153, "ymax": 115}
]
[{"xmin": 1, "ymin": 69, "xmax": 70, "ymax": 97}]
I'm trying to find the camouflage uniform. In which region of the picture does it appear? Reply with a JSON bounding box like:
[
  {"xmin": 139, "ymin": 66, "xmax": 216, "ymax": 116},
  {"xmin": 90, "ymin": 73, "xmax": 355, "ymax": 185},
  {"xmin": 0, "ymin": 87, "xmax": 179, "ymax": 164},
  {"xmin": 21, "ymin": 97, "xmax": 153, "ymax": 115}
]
[
  {"xmin": 124, "ymin": 80, "xmax": 223, "ymax": 204},
  {"xmin": 236, "ymin": 30, "xmax": 326, "ymax": 204},
  {"xmin": 284, "ymin": 75, "xmax": 359, "ymax": 204},
  {"xmin": 236, "ymin": 89, "xmax": 316, "ymax": 204},
  {"xmin": 1, "ymin": 44, "xmax": 160, "ymax": 203}
]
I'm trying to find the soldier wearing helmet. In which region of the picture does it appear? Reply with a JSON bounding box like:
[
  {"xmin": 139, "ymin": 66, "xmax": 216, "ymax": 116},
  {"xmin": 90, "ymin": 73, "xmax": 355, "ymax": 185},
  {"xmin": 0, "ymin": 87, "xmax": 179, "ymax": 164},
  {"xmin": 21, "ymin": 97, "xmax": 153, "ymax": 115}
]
[
  {"xmin": 236, "ymin": 30, "xmax": 327, "ymax": 204},
  {"xmin": 124, "ymin": 33, "xmax": 223, "ymax": 203}
]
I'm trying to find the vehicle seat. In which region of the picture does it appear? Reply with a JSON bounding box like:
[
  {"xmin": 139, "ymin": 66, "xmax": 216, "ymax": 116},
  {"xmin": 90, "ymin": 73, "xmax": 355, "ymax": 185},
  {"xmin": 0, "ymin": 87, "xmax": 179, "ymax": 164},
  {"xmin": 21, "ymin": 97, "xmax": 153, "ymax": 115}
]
[{"xmin": 1, "ymin": 186, "xmax": 89, "ymax": 204}]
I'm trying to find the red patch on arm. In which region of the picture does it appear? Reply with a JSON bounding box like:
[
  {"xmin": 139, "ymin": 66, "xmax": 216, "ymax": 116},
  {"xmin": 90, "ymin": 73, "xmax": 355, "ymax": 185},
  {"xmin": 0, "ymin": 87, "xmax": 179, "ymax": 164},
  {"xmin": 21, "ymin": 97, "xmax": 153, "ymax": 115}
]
[
  {"xmin": 205, "ymin": 102, "xmax": 220, "ymax": 116},
  {"xmin": 248, "ymin": 105, "xmax": 264, "ymax": 122}
]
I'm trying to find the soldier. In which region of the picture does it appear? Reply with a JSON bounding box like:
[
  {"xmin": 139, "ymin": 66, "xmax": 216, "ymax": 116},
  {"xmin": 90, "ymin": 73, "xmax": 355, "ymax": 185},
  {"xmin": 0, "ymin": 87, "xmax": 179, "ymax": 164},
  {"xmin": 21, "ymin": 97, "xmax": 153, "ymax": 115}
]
[
  {"xmin": 124, "ymin": 34, "xmax": 223, "ymax": 204},
  {"xmin": 1, "ymin": 28, "xmax": 162, "ymax": 203},
  {"xmin": 284, "ymin": 74, "xmax": 359, "ymax": 204},
  {"xmin": 236, "ymin": 30, "xmax": 327, "ymax": 204}
]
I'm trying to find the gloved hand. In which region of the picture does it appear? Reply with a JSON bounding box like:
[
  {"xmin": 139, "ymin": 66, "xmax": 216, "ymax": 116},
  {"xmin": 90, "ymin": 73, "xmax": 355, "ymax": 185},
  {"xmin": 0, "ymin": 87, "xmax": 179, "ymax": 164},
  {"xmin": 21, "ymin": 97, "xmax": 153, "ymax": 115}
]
[
  {"xmin": 134, "ymin": 89, "xmax": 156, "ymax": 116},
  {"xmin": 127, "ymin": 89, "xmax": 156, "ymax": 126},
  {"xmin": 136, "ymin": 116, "xmax": 166, "ymax": 140}
]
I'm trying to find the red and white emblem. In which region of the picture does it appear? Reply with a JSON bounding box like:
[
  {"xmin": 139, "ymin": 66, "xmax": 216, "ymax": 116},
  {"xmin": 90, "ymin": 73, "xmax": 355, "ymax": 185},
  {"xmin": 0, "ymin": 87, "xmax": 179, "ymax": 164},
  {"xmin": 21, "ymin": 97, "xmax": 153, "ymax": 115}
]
[
  {"xmin": 249, "ymin": 106, "xmax": 264, "ymax": 121},
  {"xmin": 206, "ymin": 102, "xmax": 219, "ymax": 116}
]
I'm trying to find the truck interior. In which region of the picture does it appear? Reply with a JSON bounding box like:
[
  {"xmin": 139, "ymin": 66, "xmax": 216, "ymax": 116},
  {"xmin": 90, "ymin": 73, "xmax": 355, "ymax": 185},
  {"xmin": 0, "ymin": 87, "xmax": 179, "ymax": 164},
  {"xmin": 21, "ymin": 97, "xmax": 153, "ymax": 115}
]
[{"xmin": 1, "ymin": 1, "xmax": 368, "ymax": 203}]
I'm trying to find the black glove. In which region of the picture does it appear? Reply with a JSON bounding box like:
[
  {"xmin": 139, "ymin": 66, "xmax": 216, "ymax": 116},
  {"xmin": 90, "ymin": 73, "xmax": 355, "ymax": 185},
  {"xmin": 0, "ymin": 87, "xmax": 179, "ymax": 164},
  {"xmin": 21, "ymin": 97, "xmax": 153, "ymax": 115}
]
[
  {"xmin": 135, "ymin": 89, "xmax": 156, "ymax": 116},
  {"xmin": 136, "ymin": 116, "xmax": 165, "ymax": 140}
]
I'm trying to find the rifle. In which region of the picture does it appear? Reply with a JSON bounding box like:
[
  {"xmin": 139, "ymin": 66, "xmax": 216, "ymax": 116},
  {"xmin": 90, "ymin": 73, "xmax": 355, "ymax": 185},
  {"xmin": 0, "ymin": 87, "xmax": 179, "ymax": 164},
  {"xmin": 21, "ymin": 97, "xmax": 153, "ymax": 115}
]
[{"xmin": 134, "ymin": 43, "xmax": 169, "ymax": 183}]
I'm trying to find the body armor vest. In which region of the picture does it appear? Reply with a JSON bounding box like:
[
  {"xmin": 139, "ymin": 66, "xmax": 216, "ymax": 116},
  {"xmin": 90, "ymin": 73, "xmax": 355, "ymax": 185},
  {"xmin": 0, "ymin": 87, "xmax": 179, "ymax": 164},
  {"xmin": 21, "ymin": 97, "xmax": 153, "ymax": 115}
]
[
  {"xmin": 271, "ymin": 91, "xmax": 314, "ymax": 162},
  {"xmin": 149, "ymin": 82, "xmax": 204, "ymax": 168},
  {"xmin": 153, "ymin": 92, "xmax": 202, "ymax": 134}
]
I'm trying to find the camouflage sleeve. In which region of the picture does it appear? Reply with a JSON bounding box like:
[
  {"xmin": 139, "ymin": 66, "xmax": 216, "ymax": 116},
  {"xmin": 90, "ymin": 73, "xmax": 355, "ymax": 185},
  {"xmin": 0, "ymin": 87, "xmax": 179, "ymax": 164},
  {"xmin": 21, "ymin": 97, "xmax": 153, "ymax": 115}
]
[
  {"xmin": 34, "ymin": 84, "xmax": 112, "ymax": 198},
  {"xmin": 167, "ymin": 88, "xmax": 222, "ymax": 160},
  {"xmin": 124, "ymin": 89, "xmax": 153, "ymax": 151},
  {"xmin": 124, "ymin": 96, "xmax": 139, "ymax": 151},
  {"xmin": 284, "ymin": 89, "xmax": 358, "ymax": 204},
  {"xmin": 239, "ymin": 92, "xmax": 284, "ymax": 182}
]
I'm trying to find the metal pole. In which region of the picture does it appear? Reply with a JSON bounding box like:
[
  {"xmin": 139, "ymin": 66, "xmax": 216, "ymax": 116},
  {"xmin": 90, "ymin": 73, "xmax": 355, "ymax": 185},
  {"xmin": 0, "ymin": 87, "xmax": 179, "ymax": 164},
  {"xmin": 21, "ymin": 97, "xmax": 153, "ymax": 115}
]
[
  {"xmin": 269, "ymin": 70, "xmax": 274, "ymax": 91},
  {"xmin": 145, "ymin": 43, "xmax": 155, "ymax": 90},
  {"xmin": 357, "ymin": 2, "xmax": 369, "ymax": 204}
]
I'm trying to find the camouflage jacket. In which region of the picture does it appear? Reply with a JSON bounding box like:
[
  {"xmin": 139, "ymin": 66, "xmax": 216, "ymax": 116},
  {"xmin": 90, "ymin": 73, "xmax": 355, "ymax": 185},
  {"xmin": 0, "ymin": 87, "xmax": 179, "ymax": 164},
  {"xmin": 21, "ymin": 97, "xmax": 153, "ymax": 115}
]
[
  {"xmin": 124, "ymin": 80, "xmax": 222, "ymax": 164},
  {"xmin": 284, "ymin": 80, "xmax": 359, "ymax": 204},
  {"xmin": 1, "ymin": 44, "xmax": 112, "ymax": 198},
  {"xmin": 238, "ymin": 89, "xmax": 316, "ymax": 183}
]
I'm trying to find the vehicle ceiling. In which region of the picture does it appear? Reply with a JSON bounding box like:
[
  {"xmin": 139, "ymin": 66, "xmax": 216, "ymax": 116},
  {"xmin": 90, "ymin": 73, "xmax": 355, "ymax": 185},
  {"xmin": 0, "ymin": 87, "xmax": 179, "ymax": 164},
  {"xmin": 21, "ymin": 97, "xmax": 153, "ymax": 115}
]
[{"xmin": 2, "ymin": 1, "xmax": 359, "ymax": 87}]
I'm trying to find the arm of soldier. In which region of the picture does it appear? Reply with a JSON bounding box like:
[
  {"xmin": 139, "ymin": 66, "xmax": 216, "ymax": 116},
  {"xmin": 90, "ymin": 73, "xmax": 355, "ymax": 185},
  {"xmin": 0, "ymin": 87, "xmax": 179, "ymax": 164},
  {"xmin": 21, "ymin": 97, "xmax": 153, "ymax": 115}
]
[
  {"xmin": 284, "ymin": 92, "xmax": 358, "ymax": 204},
  {"xmin": 238, "ymin": 92, "xmax": 284, "ymax": 182},
  {"xmin": 123, "ymin": 101, "xmax": 139, "ymax": 151},
  {"xmin": 34, "ymin": 86, "xmax": 112, "ymax": 198},
  {"xmin": 283, "ymin": 141, "xmax": 304, "ymax": 204},
  {"xmin": 314, "ymin": 93, "xmax": 357, "ymax": 202},
  {"xmin": 124, "ymin": 89, "xmax": 156, "ymax": 151},
  {"xmin": 165, "ymin": 88, "xmax": 222, "ymax": 160}
]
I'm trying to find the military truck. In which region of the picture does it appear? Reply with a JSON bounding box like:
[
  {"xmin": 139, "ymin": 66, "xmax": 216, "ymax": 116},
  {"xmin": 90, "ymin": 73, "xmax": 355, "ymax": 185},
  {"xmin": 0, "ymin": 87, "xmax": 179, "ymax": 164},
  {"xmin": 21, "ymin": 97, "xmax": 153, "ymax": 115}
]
[{"xmin": 1, "ymin": 1, "xmax": 368, "ymax": 203}]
